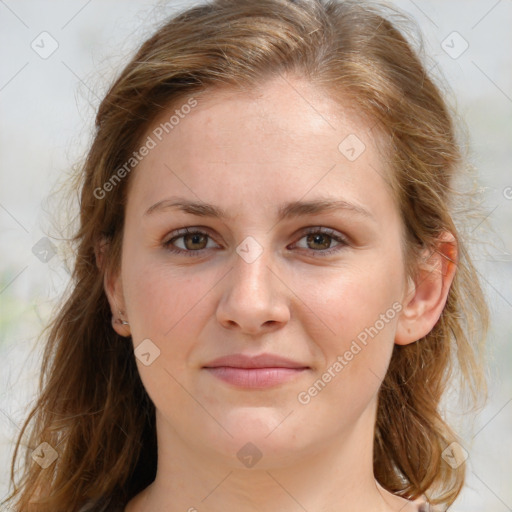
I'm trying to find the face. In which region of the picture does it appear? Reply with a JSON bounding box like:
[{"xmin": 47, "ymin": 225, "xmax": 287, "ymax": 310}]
[{"xmin": 111, "ymin": 75, "xmax": 410, "ymax": 468}]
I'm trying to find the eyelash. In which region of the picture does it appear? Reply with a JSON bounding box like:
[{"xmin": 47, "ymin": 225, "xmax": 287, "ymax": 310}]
[{"xmin": 162, "ymin": 226, "xmax": 349, "ymax": 258}]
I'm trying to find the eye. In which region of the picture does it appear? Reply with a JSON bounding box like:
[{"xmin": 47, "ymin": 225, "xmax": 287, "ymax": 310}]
[
  {"xmin": 163, "ymin": 228, "xmax": 219, "ymax": 256},
  {"xmin": 163, "ymin": 226, "xmax": 349, "ymax": 257},
  {"xmin": 291, "ymin": 227, "xmax": 348, "ymax": 256}
]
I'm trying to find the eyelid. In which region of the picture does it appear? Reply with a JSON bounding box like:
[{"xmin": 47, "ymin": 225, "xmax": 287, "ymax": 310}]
[
  {"xmin": 299, "ymin": 226, "xmax": 349, "ymax": 243},
  {"xmin": 163, "ymin": 226, "xmax": 221, "ymax": 251},
  {"xmin": 163, "ymin": 226, "xmax": 216, "ymax": 242},
  {"xmin": 289, "ymin": 226, "xmax": 349, "ymax": 256}
]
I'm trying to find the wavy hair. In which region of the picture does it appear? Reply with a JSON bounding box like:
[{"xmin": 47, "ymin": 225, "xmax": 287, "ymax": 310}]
[{"xmin": 3, "ymin": 0, "xmax": 488, "ymax": 510}]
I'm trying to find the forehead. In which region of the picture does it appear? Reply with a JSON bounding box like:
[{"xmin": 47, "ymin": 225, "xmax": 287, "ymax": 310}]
[{"xmin": 126, "ymin": 75, "xmax": 394, "ymax": 221}]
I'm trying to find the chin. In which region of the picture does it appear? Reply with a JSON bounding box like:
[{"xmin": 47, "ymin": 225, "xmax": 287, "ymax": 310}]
[{"xmin": 198, "ymin": 408, "xmax": 317, "ymax": 468}]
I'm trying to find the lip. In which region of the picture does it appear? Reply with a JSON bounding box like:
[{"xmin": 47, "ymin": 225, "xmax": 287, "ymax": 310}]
[
  {"xmin": 204, "ymin": 353, "xmax": 309, "ymax": 369},
  {"xmin": 203, "ymin": 353, "xmax": 310, "ymax": 389}
]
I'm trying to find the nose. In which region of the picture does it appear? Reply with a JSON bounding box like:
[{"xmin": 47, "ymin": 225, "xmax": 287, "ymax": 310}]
[{"xmin": 216, "ymin": 243, "xmax": 290, "ymax": 336}]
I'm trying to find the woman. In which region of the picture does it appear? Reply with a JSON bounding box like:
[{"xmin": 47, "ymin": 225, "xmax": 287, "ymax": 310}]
[{"xmin": 3, "ymin": 0, "xmax": 488, "ymax": 510}]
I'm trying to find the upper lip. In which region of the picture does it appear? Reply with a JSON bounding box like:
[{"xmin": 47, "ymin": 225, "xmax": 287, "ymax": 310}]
[{"xmin": 203, "ymin": 353, "xmax": 309, "ymax": 369}]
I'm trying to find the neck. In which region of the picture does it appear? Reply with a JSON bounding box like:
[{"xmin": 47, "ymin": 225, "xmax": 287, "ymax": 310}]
[{"xmin": 126, "ymin": 402, "xmax": 412, "ymax": 512}]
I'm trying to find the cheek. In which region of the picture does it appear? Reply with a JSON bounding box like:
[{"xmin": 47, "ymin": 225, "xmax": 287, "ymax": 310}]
[
  {"xmin": 292, "ymin": 267, "xmax": 401, "ymax": 434},
  {"xmin": 122, "ymin": 247, "xmax": 217, "ymax": 357},
  {"xmin": 295, "ymin": 255, "xmax": 404, "ymax": 392},
  {"xmin": 299, "ymin": 257, "xmax": 403, "ymax": 341},
  {"xmin": 121, "ymin": 255, "xmax": 218, "ymax": 407},
  {"xmin": 116, "ymin": 228, "xmax": 209, "ymax": 421}
]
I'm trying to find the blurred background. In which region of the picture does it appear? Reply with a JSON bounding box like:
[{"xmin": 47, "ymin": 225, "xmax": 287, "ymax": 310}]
[{"xmin": 0, "ymin": 1, "xmax": 510, "ymax": 510}]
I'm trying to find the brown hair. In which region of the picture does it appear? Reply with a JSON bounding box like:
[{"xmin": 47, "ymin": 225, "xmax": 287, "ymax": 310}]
[{"xmin": 3, "ymin": 0, "xmax": 488, "ymax": 510}]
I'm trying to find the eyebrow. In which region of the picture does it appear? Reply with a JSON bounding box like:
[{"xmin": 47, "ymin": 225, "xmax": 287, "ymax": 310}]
[{"xmin": 144, "ymin": 196, "xmax": 374, "ymax": 222}]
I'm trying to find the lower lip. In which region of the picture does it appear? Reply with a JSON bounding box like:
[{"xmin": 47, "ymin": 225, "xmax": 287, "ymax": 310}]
[{"xmin": 204, "ymin": 367, "xmax": 308, "ymax": 388}]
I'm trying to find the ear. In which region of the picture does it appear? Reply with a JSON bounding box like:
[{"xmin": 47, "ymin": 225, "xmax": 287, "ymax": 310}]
[
  {"xmin": 395, "ymin": 232, "xmax": 457, "ymax": 346},
  {"xmin": 94, "ymin": 237, "xmax": 131, "ymax": 337}
]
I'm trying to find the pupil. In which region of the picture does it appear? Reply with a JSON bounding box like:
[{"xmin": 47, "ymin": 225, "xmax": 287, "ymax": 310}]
[
  {"xmin": 309, "ymin": 233, "xmax": 330, "ymax": 249},
  {"xmin": 186, "ymin": 233, "xmax": 205, "ymax": 249}
]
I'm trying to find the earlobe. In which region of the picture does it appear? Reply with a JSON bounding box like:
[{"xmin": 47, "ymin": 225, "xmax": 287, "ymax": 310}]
[
  {"xmin": 104, "ymin": 270, "xmax": 131, "ymax": 337},
  {"xmin": 95, "ymin": 238, "xmax": 131, "ymax": 337},
  {"xmin": 395, "ymin": 233, "xmax": 457, "ymax": 346}
]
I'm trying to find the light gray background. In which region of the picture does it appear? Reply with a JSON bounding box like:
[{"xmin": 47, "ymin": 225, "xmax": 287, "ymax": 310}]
[{"xmin": 1, "ymin": 1, "xmax": 511, "ymax": 510}]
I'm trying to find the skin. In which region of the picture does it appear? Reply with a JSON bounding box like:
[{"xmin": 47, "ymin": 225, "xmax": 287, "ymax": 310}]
[{"xmin": 103, "ymin": 74, "xmax": 456, "ymax": 512}]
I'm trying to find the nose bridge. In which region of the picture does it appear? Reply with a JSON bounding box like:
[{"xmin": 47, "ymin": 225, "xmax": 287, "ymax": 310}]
[{"xmin": 231, "ymin": 236, "xmax": 275, "ymax": 304}]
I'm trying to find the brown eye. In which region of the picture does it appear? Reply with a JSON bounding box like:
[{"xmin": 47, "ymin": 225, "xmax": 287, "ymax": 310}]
[
  {"xmin": 182, "ymin": 232, "xmax": 209, "ymax": 250},
  {"xmin": 164, "ymin": 228, "xmax": 218, "ymax": 256},
  {"xmin": 306, "ymin": 233, "xmax": 333, "ymax": 250},
  {"xmin": 292, "ymin": 227, "xmax": 348, "ymax": 257}
]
